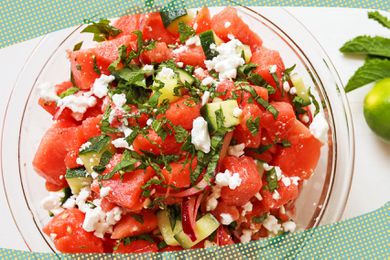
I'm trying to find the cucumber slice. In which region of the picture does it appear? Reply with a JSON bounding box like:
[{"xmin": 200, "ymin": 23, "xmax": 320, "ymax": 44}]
[
  {"xmin": 291, "ymin": 74, "xmax": 310, "ymax": 103},
  {"xmin": 174, "ymin": 213, "xmax": 220, "ymax": 249},
  {"xmin": 176, "ymin": 68, "xmax": 195, "ymax": 85},
  {"xmin": 153, "ymin": 67, "xmax": 181, "ymax": 104},
  {"xmin": 160, "ymin": 9, "xmax": 188, "ymax": 28},
  {"xmin": 79, "ymin": 144, "xmax": 114, "ymax": 174},
  {"xmin": 65, "ymin": 168, "xmax": 92, "ymax": 194},
  {"xmin": 199, "ymin": 30, "xmax": 219, "ymax": 60},
  {"xmin": 157, "ymin": 210, "xmax": 181, "ymax": 246},
  {"xmin": 237, "ymin": 44, "xmax": 252, "ymax": 63},
  {"xmin": 201, "ymin": 100, "xmax": 240, "ymax": 133}
]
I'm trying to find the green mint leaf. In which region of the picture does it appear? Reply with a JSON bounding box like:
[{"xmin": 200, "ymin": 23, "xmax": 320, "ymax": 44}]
[
  {"xmin": 281, "ymin": 139, "xmax": 291, "ymax": 148},
  {"xmin": 248, "ymin": 73, "xmax": 267, "ymax": 86},
  {"xmin": 100, "ymin": 150, "xmax": 138, "ymax": 180},
  {"xmin": 81, "ymin": 19, "xmax": 122, "ymax": 42},
  {"xmin": 92, "ymin": 150, "xmax": 113, "ymax": 173},
  {"xmin": 340, "ymin": 36, "xmax": 390, "ymax": 58},
  {"xmin": 142, "ymin": 178, "xmax": 163, "ymax": 197},
  {"xmin": 79, "ymin": 135, "xmax": 111, "ymax": 155},
  {"xmin": 248, "ymin": 144, "xmax": 273, "ymax": 155},
  {"xmin": 246, "ymin": 116, "xmax": 260, "ymax": 136},
  {"xmin": 345, "ymin": 58, "xmax": 390, "ymax": 92},
  {"xmin": 65, "ymin": 167, "xmax": 88, "ymax": 178},
  {"xmin": 108, "ymin": 45, "xmax": 127, "ymax": 72},
  {"xmin": 100, "ymin": 106, "xmax": 120, "ymax": 134},
  {"xmin": 130, "ymin": 214, "xmax": 144, "ymax": 224},
  {"xmin": 93, "ymin": 56, "xmax": 101, "ymax": 75},
  {"xmin": 237, "ymin": 63, "xmax": 258, "ymax": 78},
  {"xmin": 308, "ymin": 88, "xmax": 320, "ymax": 117},
  {"xmin": 265, "ymin": 168, "xmax": 279, "ymax": 192},
  {"xmin": 173, "ymin": 125, "xmax": 189, "ymax": 143},
  {"xmin": 73, "ymin": 41, "xmax": 83, "ymax": 51},
  {"xmin": 58, "ymin": 87, "xmax": 79, "ymax": 98},
  {"xmin": 178, "ymin": 22, "xmax": 195, "ymax": 43},
  {"xmin": 158, "ymin": 241, "xmax": 168, "ymax": 250},
  {"xmin": 368, "ymin": 11, "xmax": 390, "ymax": 29},
  {"xmin": 60, "ymin": 187, "xmax": 72, "ymax": 205},
  {"xmin": 252, "ymin": 213, "xmax": 268, "ymax": 223},
  {"xmin": 242, "ymin": 85, "xmax": 279, "ymax": 119}
]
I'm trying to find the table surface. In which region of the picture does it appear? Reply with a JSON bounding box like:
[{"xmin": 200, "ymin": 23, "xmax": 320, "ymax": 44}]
[{"xmin": 0, "ymin": 7, "xmax": 389, "ymax": 250}]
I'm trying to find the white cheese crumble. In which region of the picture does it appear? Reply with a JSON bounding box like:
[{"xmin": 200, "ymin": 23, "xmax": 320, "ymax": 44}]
[
  {"xmin": 57, "ymin": 92, "xmax": 97, "ymax": 116},
  {"xmin": 272, "ymin": 190, "xmax": 281, "ymax": 200},
  {"xmin": 201, "ymin": 76, "xmax": 215, "ymax": 86},
  {"xmin": 255, "ymin": 192, "xmax": 263, "ymax": 201},
  {"xmin": 191, "ymin": 117, "xmax": 211, "ymax": 153},
  {"xmin": 185, "ymin": 35, "xmax": 201, "ymax": 46},
  {"xmin": 282, "ymin": 221, "xmax": 296, "ymax": 232},
  {"xmin": 142, "ymin": 64, "xmax": 154, "ymax": 76},
  {"xmin": 193, "ymin": 22, "xmax": 198, "ymax": 30},
  {"xmin": 224, "ymin": 21, "xmax": 231, "ymax": 28},
  {"xmin": 206, "ymin": 186, "xmax": 221, "ymax": 211},
  {"xmin": 301, "ymin": 114, "xmax": 310, "ymax": 124},
  {"xmin": 269, "ymin": 65, "xmax": 277, "ymax": 74},
  {"xmin": 290, "ymin": 177, "xmax": 300, "ymax": 186},
  {"xmin": 79, "ymin": 141, "xmax": 91, "ymax": 151},
  {"xmin": 100, "ymin": 186, "xmax": 111, "ymax": 198},
  {"xmin": 76, "ymin": 157, "xmax": 84, "ymax": 165},
  {"xmin": 112, "ymin": 93, "xmax": 127, "ymax": 108},
  {"xmin": 201, "ymin": 91, "xmax": 210, "ymax": 106},
  {"xmin": 204, "ymin": 38, "xmax": 245, "ymax": 81},
  {"xmin": 282, "ymin": 81, "xmax": 290, "ymax": 92},
  {"xmin": 156, "ymin": 67, "xmax": 176, "ymax": 80},
  {"xmin": 228, "ymin": 143, "xmax": 245, "ymax": 157},
  {"xmin": 118, "ymin": 125, "xmax": 133, "ymax": 137},
  {"xmin": 281, "ymin": 176, "xmax": 291, "ymax": 187},
  {"xmin": 240, "ymin": 229, "xmax": 252, "ymax": 243},
  {"xmin": 194, "ymin": 67, "xmax": 206, "ymax": 78},
  {"xmin": 41, "ymin": 192, "xmax": 64, "ymax": 215},
  {"xmin": 62, "ymin": 196, "xmax": 77, "ymax": 209},
  {"xmin": 289, "ymin": 87, "xmax": 297, "ymax": 95},
  {"xmin": 146, "ymin": 118, "xmax": 153, "ymax": 126},
  {"xmin": 309, "ymin": 113, "xmax": 329, "ymax": 144},
  {"xmin": 176, "ymin": 62, "xmax": 184, "ymax": 68},
  {"xmin": 112, "ymin": 138, "xmax": 131, "ymax": 150},
  {"xmin": 92, "ymin": 74, "xmax": 115, "ymax": 98},
  {"xmin": 220, "ymin": 213, "xmax": 234, "ymax": 225},
  {"xmin": 172, "ymin": 45, "xmax": 188, "ymax": 55},
  {"xmin": 215, "ymin": 169, "xmax": 242, "ymax": 190},
  {"xmin": 241, "ymin": 201, "xmax": 253, "ymax": 216},
  {"xmin": 263, "ymin": 215, "xmax": 282, "ymax": 234},
  {"xmin": 232, "ymin": 107, "xmax": 242, "ymax": 118},
  {"xmin": 38, "ymin": 82, "xmax": 59, "ymax": 102},
  {"xmin": 262, "ymin": 163, "xmax": 273, "ymax": 172}
]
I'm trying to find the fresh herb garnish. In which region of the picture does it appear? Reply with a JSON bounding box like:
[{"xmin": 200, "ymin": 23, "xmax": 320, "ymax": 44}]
[
  {"xmin": 252, "ymin": 214, "xmax": 268, "ymax": 224},
  {"xmin": 281, "ymin": 139, "xmax": 291, "ymax": 148},
  {"xmin": 242, "ymin": 85, "xmax": 279, "ymax": 119},
  {"xmin": 264, "ymin": 168, "xmax": 279, "ymax": 192},
  {"xmin": 340, "ymin": 36, "xmax": 390, "ymax": 58},
  {"xmin": 141, "ymin": 178, "xmax": 163, "ymax": 197},
  {"xmin": 81, "ymin": 19, "xmax": 122, "ymax": 42},
  {"xmin": 368, "ymin": 11, "xmax": 390, "ymax": 29},
  {"xmin": 309, "ymin": 88, "xmax": 321, "ymax": 117},
  {"xmin": 178, "ymin": 21, "xmax": 195, "ymax": 43},
  {"xmin": 130, "ymin": 214, "xmax": 144, "ymax": 224},
  {"xmin": 79, "ymin": 135, "xmax": 111, "ymax": 155},
  {"xmin": 246, "ymin": 117, "xmax": 260, "ymax": 136},
  {"xmin": 92, "ymin": 56, "xmax": 101, "ymax": 75},
  {"xmin": 60, "ymin": 187, "xmax": 72, "ymax": 205},
  {"xmin": 92, "ymin": 150, "xmax": 113, "ymax": 173},
  {"xmin": 58, "ymin": 87, "xmax": 79, "ymax": 98},
  {"xmin": 73, "ymin": 41, "xmax": 83, "ymax": 51},
  {"xmin": 158, "ymin": 241, "xmax": 168, "ymax": 250},
  {"xmin": 65, "ymin": 167, "xmax": 88, "ymax": 178},
  {"xmin": 100, "ymin": 150, "xmax": 138, "ymax": 180}
]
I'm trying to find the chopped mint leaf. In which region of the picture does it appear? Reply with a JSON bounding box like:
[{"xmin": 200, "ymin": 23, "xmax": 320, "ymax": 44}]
[
  {"xmin": 368, "ymin": 11, "xmax": 390, "ymax": 29},
  {"xmin": 100, "ymin": 150, "xmax": 138, "ymax": 180},
  {"xmin": 246, "ymin": 116, "xmax": 260, "ymax": 136},
  {"xmin": 93, "ymin": 56, "xmax": 101, "ymax": 75},
  {"xmin": 58, "ymin": 87, "xmax": 79, "ymax": 98},
  {"xmin": 73, "ymin": 41, "xmax": 83, "ymax": 51},
  {"xmin": 172, "ymin": 125, "xmax": 189, "ymax": 143},
  {"xmin": 178, "ymin": 21, "xmax": 195, "ymax": 43},
  {"xmin": 345, "ymin": 58, "xmax": 390, "ymax": 92},
  {"xmin": 252, "ymin": 214, "xmax": 268, "ymax": 223},
  {"xmin": 281, "ymin": 139, "xmax": 291, "ymax": 148},
  {"xmin": 65, "ymin": 167, "xmax": 88, "ymax": 178},
  {"xmin": 242, "ymin": 85, "xmax": 279, "ymax": 119},
  {"xmin": 264, "ymin": 168, "xmax": 279, "ymax": 192},
  {"xmin": 158, "ymin": 241, "xmax": 168, "ymax": 250},
  {"xmin": 142, "ymin": 178, "xmax": 163, "ymax": 197},
  {"xmin": 60, "ymin": 187, "xmax": 72, "ymax": 205},
  {"xmin": 108, "ymin": 45, "xmax": 127, "ymax": 72},
  {"xmin": 340, "ymin": 36, "xmax": 390, "ymax": 58},
  {"xmin": 308, "ymin": 88, "xmax": 320, "ymax": 117},
  {"xmin": 130, "ymin": 214, "xmax": 144, "ymax": 224},
  {"xmin": 79, "ymin": 135, "xmax": 111, "ymax": 155},
  {"xmin": 81, "ymin": 19, "xmax": 122, "ymax": 42},
  {"xmin": 92, "ymin": 150, "xmax": 113, "ymax": 173}
]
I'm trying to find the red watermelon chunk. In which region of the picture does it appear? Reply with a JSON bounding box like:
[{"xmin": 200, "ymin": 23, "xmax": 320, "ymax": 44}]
[
  {"xmin": 112, "ymin": 14, "xmax": 142, "ymax": 38},
  {"xmin": 173, "ymin": 45, "xmax": 206, "ymax": 68},
  {"xmin": 211, "ymin": 7, "xmax": 262, "ymax": 51},
  {"xmin": 140, "ymin": 41, "xmax": 172, "ymax": 64},
  {"xmin": 192, "ymin": 7, "xmax": 212, "ymax": 33},
  {"xmin": 140, "ymin": 12, "xmax": 177, "ymax": 44}
]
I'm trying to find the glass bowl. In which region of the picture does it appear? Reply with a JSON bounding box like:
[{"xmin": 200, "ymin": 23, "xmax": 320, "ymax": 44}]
[{"xmin": 1, "ymin": 6, "xmax": 354, "ymax": 253}]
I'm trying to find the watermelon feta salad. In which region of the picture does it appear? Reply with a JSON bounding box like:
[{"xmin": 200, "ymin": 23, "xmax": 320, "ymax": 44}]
[{"xmin": 34, "ymin": 7, "xmax": 329, "ymax": 253}]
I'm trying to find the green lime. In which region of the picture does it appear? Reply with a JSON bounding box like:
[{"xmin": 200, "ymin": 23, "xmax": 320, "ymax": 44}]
[{"xmin": 364, "ymin": 78, "xmax": 390, "ymax": 142}]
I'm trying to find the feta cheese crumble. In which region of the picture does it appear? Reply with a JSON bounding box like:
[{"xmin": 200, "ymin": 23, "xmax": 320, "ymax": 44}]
[
  {"xmin": 240, "ymin": 229, "xmax": 252, "ymax": 243},
  {"xmin": 79, "ymin": 141, "xmax": 91, "ymax": 151},
  {"xmin": 228, "ymin": 143, "xmax": 245, "ymax": 157},
  {"xmin": 112, "ymin": 93, "xmax": 127, "ymax": 108},
  {"xmin": 38, "ymin": 82, "xmax": 59, "ymax": 102},
  {"xmin": 100, "ymin": 186, "xmax": 111, "ymax": 198},
  {"xmin": 289, "ymin": 87, "xmax": 297, "ymax": 95},
  {"xmin": 241, "ymin": 201, "xmax": 253, "ymax": 216},
  {"xmin": 269, "ymin": 65, "xmax": 277, "ymax": 74},
  {"xmin": 146, "ymin": 118, "xmax": 153, "ymax": 126},
  {"xmin": 172, "ymin": 45, "xmax": 188, "ymax": 55},
  {"xmin": 156, "ymin": 67, "xmax": 176, "ymax": 80},
  {"xmin": 201, "ymin": 91, "xmax": 210, "ymax": 106},
  {"xmin": 204, "ymin": 38, "xmax": 245, "ymax": 81},
  {"xmin": 263, "ymin": 215, "xmax": 282, "ymax": 234},
  {"xmin": 112, "ymin": 138, "xmax": 131, "ymax": 150},
  {"xmin": 92, "ymin": 74, "xmax": 115, "ymax": 98},
  {"xmin": 282, "ymin": 221, "xmax": 296, "ymax": 232},
  {"xmin": 272, "ymin": 190, "xmax": 281, "ymax": 200},
  {"xmin": 201, "ymin": 76, "xmax": 215, "ymax": 86},
  {"xmin": 224, "ymin": 21, "xmax": 231, "ymax": 28},
  {"xmin": 220, "ymin": 213, "xmax": 234, "ymax": 225},
  {"xmin": 283, "ymin": 81, "xmax": 290, "ymax": 92},
  {"xmin": 191, "ymin": 117, "xmax": 211, "ymax": 153},
  {"xmin": 232, "ymin": 107, "xmax": 242, "ymax": 118},
  {"xmin": 309, "ymin": 113, "xmax": 329, "ymax": 144},
  {"xmin": 185, "ymin": 35, "xmax": 201, "ymax": 46},
  {"xmin": 57, "ymin": 92, "xmax": 97, "ymax": 116},
  {"xmin": 206, "ymin": 186, "xmax": 221, "ymax": 211},
  {"xmin": 41, "ymin": 192, "xmax": 64, "ymax": 215},
  {"xmin": 76, "ymin": 157, "xmax": 84, "ymax": 165},
  {"xmin": 215, "ymin": 169, "xmax": 242, "ymax": 190},
  {"xmin": 142, "ymin": 64, "xmax": 154, "ymax": 76}
]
